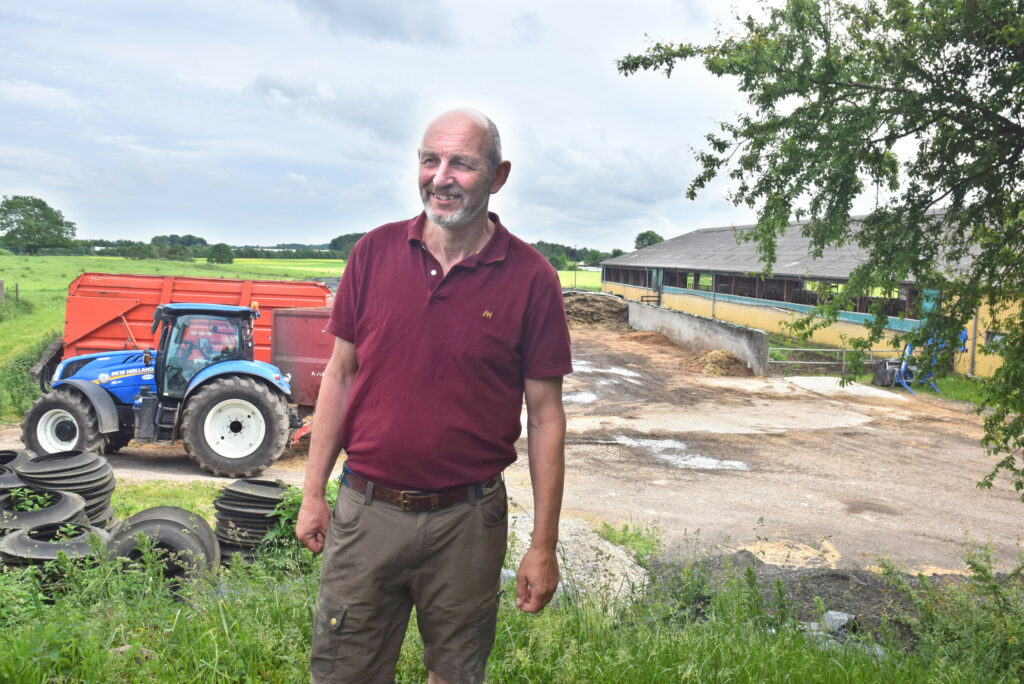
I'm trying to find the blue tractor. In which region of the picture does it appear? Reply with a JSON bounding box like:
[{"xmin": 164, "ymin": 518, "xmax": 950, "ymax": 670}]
[{"xmin": 21, "ymin": 303, "xmax": 292, "ymax": 477}]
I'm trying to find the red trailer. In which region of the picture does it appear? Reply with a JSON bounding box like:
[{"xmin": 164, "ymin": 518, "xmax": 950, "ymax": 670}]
[
  {"xmin": 61, "ymin": 272, "xmax": 334, "ymax": 363},
  {"xmin": 23, "ymin": 272, "xmax": 341, "ymax": 476},
  {"xmin": 61, "ymin": 270, "xmax": 333, "ymax": 360}
]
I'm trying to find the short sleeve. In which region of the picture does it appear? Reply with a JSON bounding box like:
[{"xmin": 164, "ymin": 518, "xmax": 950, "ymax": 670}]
[
  {"xmin": 521, "ymin": 265, "xmax": 573, "ymax": 378},
  {"xmin": 326, "ymin": 238, "xmax": 364, "ymax": 342}
]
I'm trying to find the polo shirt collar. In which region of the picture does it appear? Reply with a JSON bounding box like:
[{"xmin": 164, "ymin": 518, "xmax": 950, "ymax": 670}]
[{"xmin": 407, "ymin": 211, "xmax": 511, "ymax": 269}]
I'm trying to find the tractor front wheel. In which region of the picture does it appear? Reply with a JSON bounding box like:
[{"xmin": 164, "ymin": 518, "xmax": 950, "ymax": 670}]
[
  {"xmin": 21, "ymin": 389, "xmax": 108, "ymax": 456},
  {"xmin": 181, "ymin": 376, "xmax": 288, "ymax": 477}
]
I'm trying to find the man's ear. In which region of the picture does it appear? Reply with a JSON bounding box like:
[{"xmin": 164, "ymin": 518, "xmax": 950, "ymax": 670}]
[{"xmin": 489, "ymin": 160, "xmax": 511, "ymax": 194}]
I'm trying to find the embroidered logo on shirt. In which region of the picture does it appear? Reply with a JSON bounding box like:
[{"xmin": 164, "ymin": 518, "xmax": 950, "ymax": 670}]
[{"xmin": 482, "ymin": 310, "xmax": 494, "ymax": 319}]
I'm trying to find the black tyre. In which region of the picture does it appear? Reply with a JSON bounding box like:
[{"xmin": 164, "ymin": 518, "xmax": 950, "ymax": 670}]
[
  {"xmin": 0, "ymin": 522, "xmax": 111, "ymax": 566},
  {"xmin": 0, "ymin": 450, "xmax": 31, "ymax": 492},
  {"xmin": 111, "ymin": 507, "xmax": 219, "ymax": 578},
  {"xmin": 21, "ymin": 389, "xmax": 109, "ymax": 456},
  {"xmin": 181, "ymin": 376, "xmax": 288, "ymax": 478},
  {"xmin": 110, "ymin": 505, "xmax": 220, "ymax": 570},
  {"xmin": 0, "ymin": 489, "xmax": 87, "ymax": 533}
]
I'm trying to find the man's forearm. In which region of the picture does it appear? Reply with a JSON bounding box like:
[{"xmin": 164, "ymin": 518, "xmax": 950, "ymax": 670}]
[
  {"xmin": 527, "ymin": 419, "xmax": 565, "ymax": 551},
  {"xmin": 524, "ymin": 376, "xmax": 566, "ymax": 551},
  {"xmin": 304, "ymin": 339, "xmax": 358, "ymax": 497}
]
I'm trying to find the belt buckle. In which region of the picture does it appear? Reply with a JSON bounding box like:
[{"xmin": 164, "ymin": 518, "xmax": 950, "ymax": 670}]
[{"xmin": 398, "ymin": 490, "xmax": 438, "ymax": 511}]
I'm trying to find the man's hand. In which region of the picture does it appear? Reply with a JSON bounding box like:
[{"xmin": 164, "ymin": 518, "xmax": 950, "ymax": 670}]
[
  {"xmin": 515, "ymin": 547, "xmax": 559, "ymax": 613},
  {"xmin": 295, "ymin": 495, "xmax": 331, "ymax": 554}
]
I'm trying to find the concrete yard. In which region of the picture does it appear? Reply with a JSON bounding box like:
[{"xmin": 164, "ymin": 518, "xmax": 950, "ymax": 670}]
[{"xmin": 2, "ymin": 325, "xmax": 1020, "ymax": 574}]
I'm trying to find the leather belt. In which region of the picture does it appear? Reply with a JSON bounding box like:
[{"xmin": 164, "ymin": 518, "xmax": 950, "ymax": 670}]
[{"xmin": 343, "ymin": 470, "xmax": 500, "ymax": 512}]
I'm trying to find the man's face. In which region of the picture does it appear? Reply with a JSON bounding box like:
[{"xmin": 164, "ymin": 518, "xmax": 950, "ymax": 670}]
[{"xmin": 419, "ymin": 114, "xmax": 496, "ymax": 229}]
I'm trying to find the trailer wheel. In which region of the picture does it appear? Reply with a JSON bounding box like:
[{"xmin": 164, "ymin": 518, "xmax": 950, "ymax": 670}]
[
  {"xmin": 181, "ymin": 376, "xmax": 288, "ymax": 478},
  {"xmin": 21, "ymin": 389, "xmax": 108, "ymax": 456}
]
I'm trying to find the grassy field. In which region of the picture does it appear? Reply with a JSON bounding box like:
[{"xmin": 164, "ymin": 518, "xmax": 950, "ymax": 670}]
[
  {"xmin": 558, "ymin": 269, "xmax": 601, "ymax": 291},
  {"xmin": 1, "ymin": 480, "xmax": 1021, "ymax": 682}
]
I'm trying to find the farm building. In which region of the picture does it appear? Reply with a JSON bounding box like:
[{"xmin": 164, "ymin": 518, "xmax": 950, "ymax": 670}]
[{"xmin": 601, "ymin": 220, "xmax": 1009, "ymax": 378}]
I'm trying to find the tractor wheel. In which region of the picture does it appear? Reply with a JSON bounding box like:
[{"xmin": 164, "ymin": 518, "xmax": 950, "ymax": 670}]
[
  {"xmin": 21, "ymin": 389, "xmax": 108, "ymax": 456},
  {"xmin": 181, "ymin": 376, "xmax": 288, "ymax": 478}
]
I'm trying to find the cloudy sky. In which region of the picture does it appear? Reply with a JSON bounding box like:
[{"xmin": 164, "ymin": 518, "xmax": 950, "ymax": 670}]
[{"xmin": 1, "ymin": 0, "xmax": 764, "ymax": 251}]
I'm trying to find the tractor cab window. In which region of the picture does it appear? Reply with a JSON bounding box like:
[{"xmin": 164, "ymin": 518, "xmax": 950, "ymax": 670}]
[{"xmin": 162, "ymin": 315, "xmax": 243, "ymax": 395}]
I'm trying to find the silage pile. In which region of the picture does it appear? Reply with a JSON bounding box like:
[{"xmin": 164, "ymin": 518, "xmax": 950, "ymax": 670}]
[{"xmin": 563, "ymin": 292, "xmax": 630, "ymax": 330}]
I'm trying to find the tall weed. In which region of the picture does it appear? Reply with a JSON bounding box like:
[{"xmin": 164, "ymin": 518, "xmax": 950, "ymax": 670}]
[
  {"xmin": 881, "ymin": 545, "xmax": 1024, "ymax": 681},
  {"xmin": 0, "ymin": 333, "xmax": 55, "ymax": 419}
]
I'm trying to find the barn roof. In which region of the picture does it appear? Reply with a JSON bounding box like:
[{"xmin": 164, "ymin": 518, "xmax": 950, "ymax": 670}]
[{"xmin": 603, "ymin": 220, "xmax": 879, "ymax": 282}]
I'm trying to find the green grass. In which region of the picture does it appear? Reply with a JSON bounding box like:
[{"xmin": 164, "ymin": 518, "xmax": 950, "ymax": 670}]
[
  {"xmin": 598, "ymin": 520, "xmax": 663, "ymax": 566},
  {"xmin": 557, "ymin": 269, "xmax": 601, "ymax": 291},
  {"xmin": 2, "ymin": 480, "xmax": 1023, "ymax": 681},
  {"xmin": 111, "ymin": 480, "xmax": 224, "ymax": 524},
  {"xmin": 855, "ymin": 372, "xmax": 986, "ymax": 406}
]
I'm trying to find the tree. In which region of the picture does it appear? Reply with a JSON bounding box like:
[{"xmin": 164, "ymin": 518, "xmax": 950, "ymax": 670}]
[
  {"xmin": 159, "ymin": 244, "xmax": 193, "ymax": 262},
  {"xmin": 634, "ymin": 230, "xmax": 664, "ymax": 250},
  {"xmin": 328, "ymin": 232, "xmax": 366, "ymax": 259},
  {"xmin": 151, "ymin": 233, "xmax": 207, "ymax": 248},
  {"xmin": 547, "ymin": 253, "xmax": 570, "ymax": 271},
  {"xmin": 125, "ymin": 243, "xmax": 157, "ymax": 260},
  {"xmin": 619, "ymin": 0, "xmax": 1024, "ymax": 496},
  {"xmin": 0, "ymin": 195, "xmax": 76, "ymax": 254},
  {"xmin": 207, "ymin": 243, "xmax": 234, "ymax": 264}
]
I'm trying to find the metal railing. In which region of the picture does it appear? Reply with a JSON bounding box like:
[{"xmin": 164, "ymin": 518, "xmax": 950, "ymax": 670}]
[{"xmin": 767, "ymin": 348, "xmax": 897, "ymax": 373}]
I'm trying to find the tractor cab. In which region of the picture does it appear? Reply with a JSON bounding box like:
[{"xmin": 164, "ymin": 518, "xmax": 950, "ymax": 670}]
[{"xmin": 152, "ymin": 303, "xmax": 258, "ymax": 399}]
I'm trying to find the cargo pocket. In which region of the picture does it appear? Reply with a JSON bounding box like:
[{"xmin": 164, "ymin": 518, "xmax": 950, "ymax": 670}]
[{"xmin": 310, "ymin": 596, "xmax": 349, "ymax": 676}]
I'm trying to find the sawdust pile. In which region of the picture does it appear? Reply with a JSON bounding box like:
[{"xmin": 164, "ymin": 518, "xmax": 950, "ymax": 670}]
[
  {"xmin": 623, "ymin": 331, "xmax": 677, "ymax": 347},
  {"xmin": 688, "ymin": 350, "xmax": 752, "ymax": 377},
  {"xmin": 563, "ymin": 292, "xmax": 630, "ymax": 330}
]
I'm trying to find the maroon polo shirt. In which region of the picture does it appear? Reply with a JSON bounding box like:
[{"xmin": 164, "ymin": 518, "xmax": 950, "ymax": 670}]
[{"xmin": 326, "ymin": 212, "xmax": 573, "ymax": 490}]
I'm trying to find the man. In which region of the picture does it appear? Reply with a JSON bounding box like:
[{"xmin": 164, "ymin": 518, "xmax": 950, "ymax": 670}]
[{"xmin": 296, "ymin": 108, "xmax": 572, "ymax": 684}]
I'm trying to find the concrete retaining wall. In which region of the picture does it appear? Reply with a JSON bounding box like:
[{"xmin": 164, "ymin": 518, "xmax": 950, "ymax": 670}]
[{"xmin": 627, "ymin": 301, "xmax": 769, "ymax": 375}]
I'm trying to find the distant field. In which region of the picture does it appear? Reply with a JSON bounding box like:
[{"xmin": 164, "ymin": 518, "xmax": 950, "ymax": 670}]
[{"xmin": 559, "ymin": 270, "xmax": 601, "ymax": 291}]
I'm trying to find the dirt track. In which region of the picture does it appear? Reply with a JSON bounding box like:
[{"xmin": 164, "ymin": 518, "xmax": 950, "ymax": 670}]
[{"xmin": 3, "ymin": 324, "xmax": 1020, "ymax": 575}]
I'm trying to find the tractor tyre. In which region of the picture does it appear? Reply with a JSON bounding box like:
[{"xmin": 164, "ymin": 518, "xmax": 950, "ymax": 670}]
[
  {"xmin": 181, "ymin": 376, "xmax": 288, "ymax": 478},
  {"xmin": 21, "ymin": 389, "xmax": 108, "ymax": 457}
]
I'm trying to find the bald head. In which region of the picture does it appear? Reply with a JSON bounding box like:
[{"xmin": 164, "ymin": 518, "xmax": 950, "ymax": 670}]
[{"xmin": 423, "ymin": 108, "xmax": 503, "ymax": 178}]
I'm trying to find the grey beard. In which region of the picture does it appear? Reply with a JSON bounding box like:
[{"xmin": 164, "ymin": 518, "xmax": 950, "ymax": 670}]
[
  {"xmin": 424, "ymin": 202, "xmax": 475, "ymax": 228},
  {"xmin": 423, "ymin": 185, "xmax": 491, "ymax": 228}
]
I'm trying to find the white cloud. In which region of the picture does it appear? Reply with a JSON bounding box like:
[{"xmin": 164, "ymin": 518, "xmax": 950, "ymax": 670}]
[
  {"xmin": 288, "ymin": 0, "xmax": 455, "ymax": 45},
  {"xmin": 0, "ymin": 80, "xmax": 81, "ymax": 110},
  {"xmin": 0, "ymin": 0, "xmax": 763, "ymax": 250}
]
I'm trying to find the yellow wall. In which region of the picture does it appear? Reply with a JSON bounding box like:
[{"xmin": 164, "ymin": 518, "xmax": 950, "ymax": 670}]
[
  {"xmin": 603, "ymin": 283, "xmax": 903, "ymax": 357},
  {"xmin": 604, "ymin": 282, "xmax": 1016, "ymax": 378},
  {"xmin": 954, "ymin": 301, "xmax": 1019, "ymax": 377}
]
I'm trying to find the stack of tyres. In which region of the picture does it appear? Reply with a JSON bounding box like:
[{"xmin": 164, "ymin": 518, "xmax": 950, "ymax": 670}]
[
  {"xmin": 0, "ymin": 450, "xmax": 31, "ymax": 494},
  {"xmin": 214, "ymin": 479, "xmax": 285, "ymax": 562},
  {"xmin": 14, "ymin": 451, "xmax": 116, "ymax": 528}
]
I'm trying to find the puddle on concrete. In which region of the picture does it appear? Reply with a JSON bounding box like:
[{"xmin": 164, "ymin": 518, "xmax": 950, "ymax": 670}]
[
  {"xmin": 615, "ymin": 436, "xmax": 749, "ymax": 471},
  {"xmin": 573, "ymin": 360, "xmax": 641, "ymax": 378},
  {"xmin": 564, "ymin": 391, "xmax": 599, "ymax": 404}
]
